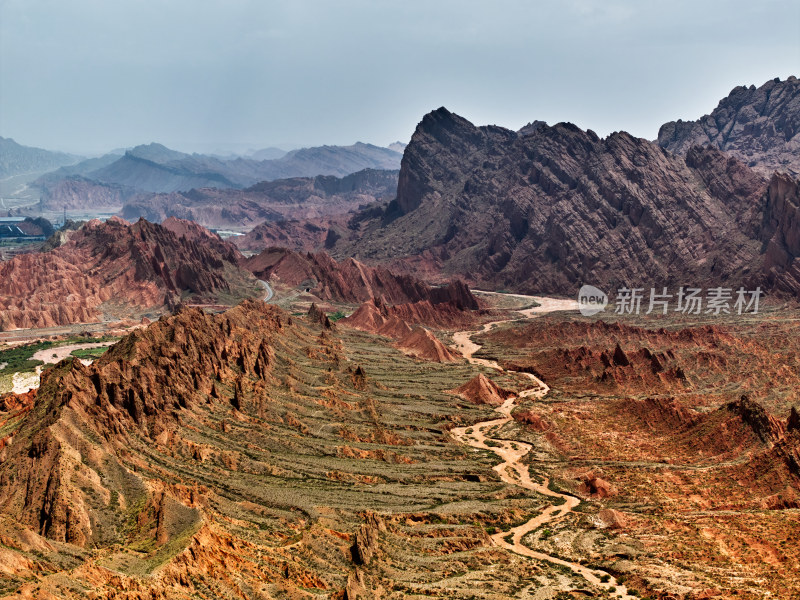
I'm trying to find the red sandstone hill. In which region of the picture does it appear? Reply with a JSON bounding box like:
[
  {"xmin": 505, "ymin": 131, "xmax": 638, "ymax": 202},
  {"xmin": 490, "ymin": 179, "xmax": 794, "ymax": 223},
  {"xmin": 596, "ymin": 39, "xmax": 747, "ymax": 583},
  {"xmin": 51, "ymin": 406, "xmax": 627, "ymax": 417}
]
[
  {"xmin": 450, "ymin": 374, "xmax": 513, "ymax": 406},
  {"xmin": 342, "ymin": 296, "xmax": 479, "ymax": 337},
  {"xmin": 245, "ymin": 247, "xmax": 479, "ymax": 308},
  {"xmin": 341, "ymin": 296, "xmax": 470, "ymax": 362},
  {"xmin": 395, "ymin": 327, "xmax": 458, "ymax": 363},
  {"xmin": 0, "ymin": 217, "xmax": 258, "ymax": 330}
]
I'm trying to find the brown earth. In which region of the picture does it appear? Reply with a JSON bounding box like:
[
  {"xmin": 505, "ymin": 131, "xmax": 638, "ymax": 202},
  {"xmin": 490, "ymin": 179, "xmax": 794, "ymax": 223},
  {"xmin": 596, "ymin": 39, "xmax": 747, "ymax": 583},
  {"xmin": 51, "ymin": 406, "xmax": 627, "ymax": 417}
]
[
  {"xmin": 0, "ymin": 298, "xmax": 565, "ymax": 599},
  {"xmin": 470, "ymin": 308, "xmax": 800, "ymax": 598}
]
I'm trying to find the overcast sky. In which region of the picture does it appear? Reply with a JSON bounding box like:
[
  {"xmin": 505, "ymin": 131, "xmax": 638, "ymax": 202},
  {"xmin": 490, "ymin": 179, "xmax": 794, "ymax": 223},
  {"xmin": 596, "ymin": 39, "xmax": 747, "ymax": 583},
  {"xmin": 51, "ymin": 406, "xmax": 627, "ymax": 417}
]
[{"xmin": 1, "ymin": 0, "xmax": 798, "ymax": 155}]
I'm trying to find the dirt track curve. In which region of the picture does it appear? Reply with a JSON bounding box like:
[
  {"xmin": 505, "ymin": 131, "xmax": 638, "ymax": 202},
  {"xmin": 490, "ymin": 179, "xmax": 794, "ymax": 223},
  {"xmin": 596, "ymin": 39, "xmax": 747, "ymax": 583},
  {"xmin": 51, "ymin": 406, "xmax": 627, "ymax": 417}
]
[{"xmin": 452, "ymin": 296, "xmax": 635, "ymax": 599}]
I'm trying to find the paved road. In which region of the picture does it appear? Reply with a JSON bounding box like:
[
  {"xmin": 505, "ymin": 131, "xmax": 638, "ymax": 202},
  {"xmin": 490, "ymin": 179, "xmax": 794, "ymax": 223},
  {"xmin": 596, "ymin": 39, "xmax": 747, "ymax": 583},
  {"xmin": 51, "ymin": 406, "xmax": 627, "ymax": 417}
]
[{"xmin": 258, "ymin": 279, "xmax": 274, "ymax": 302}]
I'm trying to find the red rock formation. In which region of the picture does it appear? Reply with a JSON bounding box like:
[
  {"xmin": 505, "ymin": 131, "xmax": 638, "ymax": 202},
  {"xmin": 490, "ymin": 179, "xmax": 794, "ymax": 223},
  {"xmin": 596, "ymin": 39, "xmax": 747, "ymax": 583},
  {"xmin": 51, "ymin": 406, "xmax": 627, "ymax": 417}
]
[
  {"xmin": 342, "ymin": 298, "xmax": 415, "ymax": 338},
  {"xmin": 245, "ymin": 247, "xmax": 479, "ymax": 309},
  {"xmin": 578, "ymin": 474, "xmax": 618, "ymax": 499},
  {"xmin": 0, "ymin": 217, "xmax": 257, "ymax": 330},
  {"xmin": 341, "ymin": 295, "xmax": 479, "ymax": 340},
  {"xmin": 395, "ymin": 327, "xmax": 458, "ymax": 363},
  {"xmin": 235, "ymin": 217, "xmax": 343, "ymax": 253},
  {"xmin": 596, "ymin": 508, "xmax": 627, "ymax": 529},
  {"xmin": 0, "ymin": 301, "xmax": 301, "ymax": 547},
  {"xmin": 451, "ymin": 374, "xmax": 513, "ymax": 406}
]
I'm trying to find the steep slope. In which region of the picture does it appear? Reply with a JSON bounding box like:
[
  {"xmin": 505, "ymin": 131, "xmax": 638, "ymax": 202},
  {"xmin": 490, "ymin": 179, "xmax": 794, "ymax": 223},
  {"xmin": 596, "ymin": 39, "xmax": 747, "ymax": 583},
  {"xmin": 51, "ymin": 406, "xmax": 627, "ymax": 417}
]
[
  {"xmin": 0, "ymin": 217, "xmax": 258, "ymax": 330},
  {"xmin": 0, "ymin": 137, "xmax": 81, "ymax": 178},
  {"xmin": 337, "ymin": 107, "xmax": 771, "ymax": 296},
  {"xmin": 120, "ymin": 168, "xmax": 398, "ymax": 229},
  {"xmin": 657, "ymin": 76, "xmax": 800, "ymax": 176},
  {"xmin": 342, "ymin": 295, "xmax": 479, "ymax": 336},
  {"xmin": 245, "ymin": 246, "xmax": 479, "ymax": 307}
]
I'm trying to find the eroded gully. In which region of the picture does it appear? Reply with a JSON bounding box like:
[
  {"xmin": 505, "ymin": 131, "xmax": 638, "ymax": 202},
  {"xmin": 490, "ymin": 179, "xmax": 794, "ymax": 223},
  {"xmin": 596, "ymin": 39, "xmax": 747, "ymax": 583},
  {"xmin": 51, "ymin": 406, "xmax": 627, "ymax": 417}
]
[{"xmin": 451, "ymin": 297, "xmax": 634, "ymax": 599}]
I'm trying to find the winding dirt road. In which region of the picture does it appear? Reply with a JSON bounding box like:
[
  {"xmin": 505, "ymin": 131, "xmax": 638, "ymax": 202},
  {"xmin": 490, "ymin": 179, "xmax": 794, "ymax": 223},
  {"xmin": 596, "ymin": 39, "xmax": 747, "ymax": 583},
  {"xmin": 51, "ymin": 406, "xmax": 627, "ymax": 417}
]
[{"xmin": 452, "ymin": 297, "xmax": 634, "ymax": 599}]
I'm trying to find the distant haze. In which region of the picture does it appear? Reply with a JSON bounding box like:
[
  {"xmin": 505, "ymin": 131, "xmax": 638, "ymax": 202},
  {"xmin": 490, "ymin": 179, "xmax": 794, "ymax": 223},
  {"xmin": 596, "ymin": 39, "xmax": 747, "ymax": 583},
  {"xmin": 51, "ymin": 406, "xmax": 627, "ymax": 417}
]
[{"xmin": 1, "ymin": 0, "xmax": 798, "ymax": 155}]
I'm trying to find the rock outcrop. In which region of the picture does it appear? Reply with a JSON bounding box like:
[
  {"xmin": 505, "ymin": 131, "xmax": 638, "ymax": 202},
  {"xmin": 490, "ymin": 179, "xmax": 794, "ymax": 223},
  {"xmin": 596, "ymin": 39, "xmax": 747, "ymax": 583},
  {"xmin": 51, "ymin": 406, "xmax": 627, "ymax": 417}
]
[
  {"xmin": 0, "ymin": 301, "xmax": 293, "ymax": 547},
  {"xmin": 657, "ymin": 76, "xmax": 800, "ymax": 176},
  {"xmin": 0, "ymin": 217, "xmax": 258, "ymax": 330}
]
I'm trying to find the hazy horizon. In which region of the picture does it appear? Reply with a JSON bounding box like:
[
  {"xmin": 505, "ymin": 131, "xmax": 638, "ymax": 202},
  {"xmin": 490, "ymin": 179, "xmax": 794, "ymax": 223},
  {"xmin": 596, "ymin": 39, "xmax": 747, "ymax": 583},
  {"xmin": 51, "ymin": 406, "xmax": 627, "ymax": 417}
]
[{"xmin": 1, "ymin": 0, "xmax": 798, "ymax": 156}]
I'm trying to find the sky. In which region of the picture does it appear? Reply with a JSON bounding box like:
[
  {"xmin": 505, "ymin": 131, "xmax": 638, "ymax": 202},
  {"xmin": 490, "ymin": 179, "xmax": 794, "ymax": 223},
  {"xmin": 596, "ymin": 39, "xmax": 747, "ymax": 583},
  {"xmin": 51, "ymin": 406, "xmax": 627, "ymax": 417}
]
[{"xmin": 1, "ymin": 0, "xmax": 798, "ymax": 156}]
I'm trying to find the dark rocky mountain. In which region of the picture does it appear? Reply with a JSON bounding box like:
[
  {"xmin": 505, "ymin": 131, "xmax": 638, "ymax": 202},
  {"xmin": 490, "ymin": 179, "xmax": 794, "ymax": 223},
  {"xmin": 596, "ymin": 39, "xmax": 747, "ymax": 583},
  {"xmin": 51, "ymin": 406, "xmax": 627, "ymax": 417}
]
[
  {"xmin": 335, "ymin": 106, "xmax": 785, "ymax": 296},
  {"xmin": 0, "ymin": 137, "xmax": 82, "ymax": 178},
  {"xmin": 120, "ymin": 168, "xmax": 398, "ymax": 230},
  {"xmin": 657, "ymin": 76, "xmax": 800, "ymax": 176},
  {"xmin": 0, "ymin": 217, "xmax": 258, "ymax": 330},
  {"xmin": 33, "ymin": 142, "xmax": 403, "ymax": 206}
]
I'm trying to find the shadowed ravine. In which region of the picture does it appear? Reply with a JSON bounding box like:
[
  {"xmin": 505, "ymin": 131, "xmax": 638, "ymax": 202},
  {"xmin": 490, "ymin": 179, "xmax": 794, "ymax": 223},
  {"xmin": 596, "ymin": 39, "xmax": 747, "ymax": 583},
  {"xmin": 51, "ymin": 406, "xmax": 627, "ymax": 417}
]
[{"xmin": 451, "ymin": 297, "xmax": 635, "ymax": 599}]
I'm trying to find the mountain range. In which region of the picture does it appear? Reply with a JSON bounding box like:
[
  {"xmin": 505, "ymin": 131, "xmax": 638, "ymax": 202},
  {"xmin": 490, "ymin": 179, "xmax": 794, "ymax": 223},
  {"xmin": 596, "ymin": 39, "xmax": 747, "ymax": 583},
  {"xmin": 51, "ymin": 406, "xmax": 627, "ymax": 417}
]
[
  {"xmin": 0, "ymin": 137, "xmax": 82, "ymax": 178},
  {"xmin": 33, "ymin": 142, "xmax": 403, "ymax": 209},
  {"xmin": 119, "ymin": 168, "xmax": 399, "ymax": 230}
]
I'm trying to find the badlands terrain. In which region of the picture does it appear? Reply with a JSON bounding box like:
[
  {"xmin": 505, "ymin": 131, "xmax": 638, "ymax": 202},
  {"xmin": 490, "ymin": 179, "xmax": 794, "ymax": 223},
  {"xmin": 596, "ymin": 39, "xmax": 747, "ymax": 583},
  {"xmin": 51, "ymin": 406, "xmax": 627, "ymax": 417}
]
[{"xmin": 0, "ymin": 76, "xmax": 798, "ymax": 599}]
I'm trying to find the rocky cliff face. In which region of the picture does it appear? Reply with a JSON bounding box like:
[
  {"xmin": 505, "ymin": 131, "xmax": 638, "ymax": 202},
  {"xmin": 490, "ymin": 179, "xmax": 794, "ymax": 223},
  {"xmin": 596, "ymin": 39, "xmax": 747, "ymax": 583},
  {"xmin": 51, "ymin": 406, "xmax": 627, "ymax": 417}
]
[
  {"xmin": 340, "ymin": 107, "xmax": 776, "ymax": 296},
  {"xmin": 0, "ymin": 217, "xmax": 257, "ymax": 330},
  {"xmin": 657, "ymin": 76, "xmax": 800, "ymax": 176},
  {"xmin": 246, "ymin": 247, "xmax": 479, "ymax": 308},
  {"xmin": 759, "ymin": 173, "xmax": 800, "ymax": 295}
]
